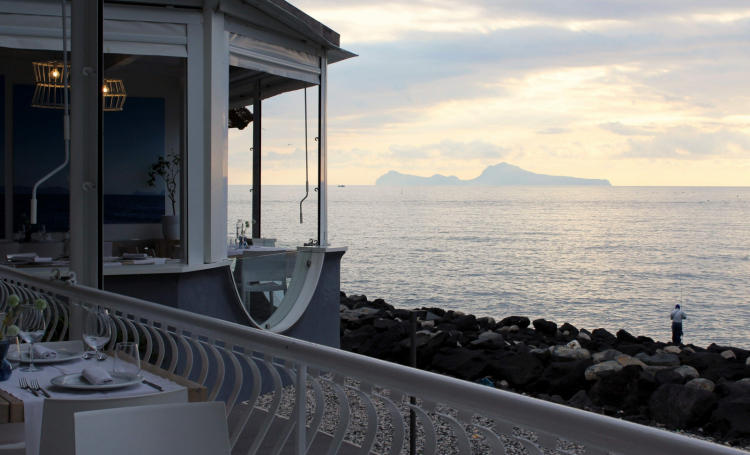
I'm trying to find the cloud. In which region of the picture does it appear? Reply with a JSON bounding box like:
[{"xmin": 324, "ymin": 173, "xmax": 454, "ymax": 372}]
[
  {"xmin": 387, "ymin": 140, "xmax": 511, "ymax": 162},
  {"xmin": 619, "ymin": 125, "xmax": 750, "ymax": 159},
  {"xmin": 536, "ymin": 127, "xmax": 571, "ymax": 135},
  {"xmin": 600, "ymin": 122, "xmax": 654, "ymax": 136}
]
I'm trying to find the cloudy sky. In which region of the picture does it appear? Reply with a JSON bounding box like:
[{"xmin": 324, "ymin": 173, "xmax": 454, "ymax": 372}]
[{"xmin": 228, "ymin": 0, "xmax": 750, "ymax": 186}]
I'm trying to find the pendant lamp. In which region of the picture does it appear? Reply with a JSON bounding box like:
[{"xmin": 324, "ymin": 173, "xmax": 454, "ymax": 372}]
[{"xmin": 31, "ymin": 61, "xmax": 70, "ymax": 109}]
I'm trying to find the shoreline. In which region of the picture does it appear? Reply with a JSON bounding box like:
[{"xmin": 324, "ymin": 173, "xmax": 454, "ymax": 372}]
[{"xmin": 340, "ymin": 292, "xmax": 750, "ymax": 448}]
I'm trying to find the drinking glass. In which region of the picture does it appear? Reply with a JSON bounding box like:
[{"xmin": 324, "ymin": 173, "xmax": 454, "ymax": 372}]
[
  {"xmin": 83, "ymin": 307, "xmax": 112, "ymax": 367},
  {"xmin": 113, "ymin": 342, "xmax": 140, "ymax": 379},
  {"xmin": 6, "ymin": 337, "xmax": 20, "ymax": 370},
  {"xmin": 17, "ymin": 305, "xmax": 49, "ymax": 372}
]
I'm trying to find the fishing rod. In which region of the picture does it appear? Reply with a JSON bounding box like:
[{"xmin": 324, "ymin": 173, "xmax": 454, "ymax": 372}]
[{"xmin": 299, "ymin": 87, "xmax": 309, "ymax": 223}]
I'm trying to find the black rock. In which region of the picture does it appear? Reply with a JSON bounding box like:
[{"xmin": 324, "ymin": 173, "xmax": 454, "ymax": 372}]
[
  {"xmin": 341, "ymin": 325, "xmax": 377, "ymax": 352},
  {"xmin": 701, "ymin": 364, "xmax": 750, "ymax": 383},
  {"xmin": 551, "ymin": 395, "xmax": 565, "ymax": 405},
  {"xmin": 591, "ymin": 328, "xmax": 618, "ymax": 344},
  {"xmin": 417, "ymin": 332, "xmax": 457, "ymax": 368},
  {"xmin": 437, "ymin": 323, "xmax": 458, "ymax": 332},
  {"xmin": 655, "ymin": 369, "xmax": 684, "ymax": 386},
  {"xmin": 531, "ymin": 359, "xmax": 593, "ymax": 399},
  {"xmin": 707, "ymin": 344, "xmax": 750, "ymax": 364},
  {"xmin": 560, "ymin": 323, "xmax": 579, "ymax": 336},
  {"xmin": 649, "ymin": 384, "xmax": 717, "ymax": 429},
  {"xmin": 589, "ymin": 365, "xmax": 645, "ymax": 408},
  {"xmin": 499, "ymin": 316, "xmax": 531, "ymax": 329},
  {"xmin": 348, "ymin": 294, "xmax": 367, "ymax": 303},
  {"xmin": 485, "ymin": 353, "xmax": 545, "ymax": 389},
  {"xmin": 533, "ymin": 319, "xmax": 558, "ymax": 336},
  {"xmin": 681, "ymin": 351, "xmax": 725, "ymax": 371},
  {"xmin": 356, "ymin": 331, "xmax": 404, "ymax": 360},
  {"xmin": 712, "ymin": 396, "xmax": 750, "ymax": 438},
  {"xmin": 567, "ymin": 390, "xmax": 593, "ymax": 409},
  {"xmin": 618, "ymin": 343, "xmax": 650, "ymax": 357},
  {"xmin": 616, "ymin": 329, "xmax": 638, "ymax": 344},
  {"xmin": 430, "ymin": 347, "xmax": 489, "ymax": 381},
  {"xmin": 453, "ymin": 315, "xmax": 478, "ymax": 331},
  {"xmin": 636, "ymin": 336, "xmax": 655, "ymax": 344},
  {"xmin": 373, "ymin": 318, "xmax": 399, "ymax": 332}
]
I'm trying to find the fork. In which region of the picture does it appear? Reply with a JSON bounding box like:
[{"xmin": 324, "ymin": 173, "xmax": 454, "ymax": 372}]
[
  {"xmin": 19, "ymin": 378, "xmax": 39, "ymax": 397},
  {"xmin": 31, "ymin": 379, "xmax": 51, "ymax": 398}
]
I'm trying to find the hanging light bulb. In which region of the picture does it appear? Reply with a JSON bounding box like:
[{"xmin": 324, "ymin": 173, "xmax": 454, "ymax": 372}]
[
  {"xmin": 51, "ymin": 69, "xmax": 60, "ymax": 79},
  {"xmin": 102, "ymin": 85, "xmax": 109, "ymax": 93},
  {"xmin": 102, "ymin": 79, "xmax": 126, "ymax": 111}
]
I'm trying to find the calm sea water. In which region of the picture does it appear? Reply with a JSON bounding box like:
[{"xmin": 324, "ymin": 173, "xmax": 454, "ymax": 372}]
[{"xmin": 229, "ymin": 186, "xmax": 750, "ymax": 348}]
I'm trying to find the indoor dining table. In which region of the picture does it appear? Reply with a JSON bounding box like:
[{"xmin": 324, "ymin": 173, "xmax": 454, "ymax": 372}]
[{"xmin": 0, "ymin": 355, "xmax": 191, "ymax": 455}]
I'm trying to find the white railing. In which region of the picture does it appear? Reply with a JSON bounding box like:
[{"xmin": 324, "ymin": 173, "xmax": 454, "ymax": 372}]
[{"xmin": 0, "ymin": 266, "xmax": 742, "ymax": 455}]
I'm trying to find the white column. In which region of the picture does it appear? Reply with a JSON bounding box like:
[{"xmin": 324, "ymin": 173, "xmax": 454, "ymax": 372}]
[
  {"xmin": 202, "ymin": 8, "xmax": 229, "ymax": 263},
  {"xmin": 69, "ymin": 0, "xmax": 101, "ymax": 288},
  {"xmin": 184, "ymin": 23, "xmax": 205, "ymax": 265},
  {"xmin": 317, "ymin": 52, "xmax": 328, "ymax": 246}
]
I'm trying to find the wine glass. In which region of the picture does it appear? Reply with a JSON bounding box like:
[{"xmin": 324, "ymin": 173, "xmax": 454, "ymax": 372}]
[
  {"xmin": 83, "ymin": 307, "xmax": 112, "ymax": 367},
  {"xmin": 113, "ymin": 342, "xmax": 140, "ymax": 379},
  {"xmin": 17, "ymin": 305, "xmax": 49, "ymax": 372}
]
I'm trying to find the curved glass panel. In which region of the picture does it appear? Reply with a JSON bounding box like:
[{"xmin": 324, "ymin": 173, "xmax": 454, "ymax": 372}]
[{"xmin": 231, "ymin": 250, "xmax": 311, "ymax": 328}]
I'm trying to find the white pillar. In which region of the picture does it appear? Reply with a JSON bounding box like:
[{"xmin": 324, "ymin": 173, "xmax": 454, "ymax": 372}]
[
  {"xmin": 317, "ymin": 52, "xmax": 328, "ymax": 246},
  {"xmin": 183, "ymin": 23, "xmax": 205, "ymax": 265},
  {"xmin": 69, "ymin": 0, "xmax": 102, "ymax": 288},
  {"xmin": 202, "ymin": 7, "xmax": 229, "ymax": 263},
  {"xmin": 4, "ymin": 74, "xmax": 13, "ymax": 240}
]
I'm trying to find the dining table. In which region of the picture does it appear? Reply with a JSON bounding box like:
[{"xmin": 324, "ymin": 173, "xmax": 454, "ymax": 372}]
[{"xmin": 0, "ymin": 354, "xmax": 193, "ymax": 455}]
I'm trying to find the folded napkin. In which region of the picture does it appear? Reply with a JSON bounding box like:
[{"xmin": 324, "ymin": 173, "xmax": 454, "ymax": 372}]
[
  {"xmin": 29, "ymin": 257, "xmax": 52, "ymax": 263},
  {"xmin": 32, "ymin": 344, "xmax": 58, "ymax": 359},
  {"xmin": 82, "ymin": 367, "xmax": 114, "ymax": 386},
  {"xmin": 122, "ymin": 253, "xmax": 148, "ymax": 259}
]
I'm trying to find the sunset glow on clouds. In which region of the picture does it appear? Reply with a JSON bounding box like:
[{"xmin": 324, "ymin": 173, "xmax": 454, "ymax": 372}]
[{"xmin": 228, "ymin": 0, "xmax": 750, "ymax": 186}]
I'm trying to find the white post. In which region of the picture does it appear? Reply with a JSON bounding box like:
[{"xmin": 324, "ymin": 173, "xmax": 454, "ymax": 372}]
[
  {"xmin": 69, "ymin": 0, "xmax": 102, "ymax": 289},
  {"xmin": 317, "ymin": 52, "xmax": 328, "ymax": 246},
  {"xmin": 202, "ymin": 6, "xmax": 229, "ymax": 263},
  {"xmin": 4, "ymin": 74, "xmax": 13, "ymax": 240},
  {"xmin": 293, "ymin": 363, "xmax": 307, "ymax": 454},
  {"xmin": 184, "ymin": 23, "xmax": 205, "ymax": 265}
]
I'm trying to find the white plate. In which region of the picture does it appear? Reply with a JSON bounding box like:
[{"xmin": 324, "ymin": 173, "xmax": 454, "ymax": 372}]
[
  {"xmin": 7, "ymin": 349, "xmax": 84, "ymax": 364},
  {"xmin": 50, "ymin": 372, "xmax": 144, "ymax": 390}
]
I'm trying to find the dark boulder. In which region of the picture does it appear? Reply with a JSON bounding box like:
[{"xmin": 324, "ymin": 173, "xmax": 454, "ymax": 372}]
[
  {"xmin": 356, "ymin": 330, "xmax": 404, "ymax": 360},
  {"xmin": 499, "ymin": 316, "xmax": 530, "ymax": 329},
  {"xmin": 618, "ymin": 343, "xmax": 649, "ymax": 357},
  {"xmin": 592, "ymin": 328, "xmax": 618, "ymax": 344},
  {"xmin": 436, "ymin": 323, "xmax": 458, "ymax": 332},
  {"xmin": 417, "ymin": 331, "xmax": 458, "ymax": 368},
  {"xmin": 341, "ymin": 325, "xmax": 377, "ymax": 352},
  {"xmin": 348, "ymin": 294, "xmax": 367, "ymax": 303},
  {"xmin": 712, "ymin": 396, "xmax": 750, "ymax": 439},
  {"xmin": 589, "ymin": 365, "xmax": 644, "ymax": 408},
  {"xmin": 567, "ymin": 389, "xmax": 593, "ymax": 410},
  {"xmin": 531, "ymin": 359, "xmax": 593, "ymax": 399},
  {"xmin": 707, "ymin": 344, "xmax": 750, "ymax": 364},
  {"xmin": 485, "ymin": 353, "xmax": 545, "ymax": 389},
  {"xmin": 373, "ymin": 318, "xmax": 399, "ymax": 332},
  {"xmin": 560, "ymin": 323, "xmax": 579, "ymax": 336},
  {"xmin": 430, "ymin": 347, "xmax": 489, "ymax": 381},
  {"xmin": 421, "ymin": 307, "xmax": 447, "ymax": 317},
  {"xmin": 655, "ymin": 369, "xmax": 684, "ymax": 386},
  {"xmin": 649, "ymin": 384, "xmax": 717, "ymax": 429},
  {"xmin": 616, "ymin": 329, "xmax": 638, "ymax": 344},
  {"xmin": 636, "ymin": 336, "xmax": 655, "ymax": 344},
  {"xmin": 681, "ymin": 351, "xmax": 725, "ymax": 371},
  {"xmin": 701, "ymin": 364, "xmax": 750, "ymax": 383},
  {"xmin": 453, "ymin": 315, "xmax": 478, "ymax": 331},
  {"xmin": 533, "ymin": 319, "xmax": 558, "ymax": 336}
]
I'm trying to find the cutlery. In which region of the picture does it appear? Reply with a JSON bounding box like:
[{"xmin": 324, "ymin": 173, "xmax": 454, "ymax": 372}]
[
  {"xmin": 19, "ymin": 378, "xmax": 39, "ymax": 397},
  {"xmin": 31, "ymin": 379, "xmax": 51, "ymax": 398},
  {"xmin": 142, "ymin": 380, "xmax": 164, "ymax": 391}
]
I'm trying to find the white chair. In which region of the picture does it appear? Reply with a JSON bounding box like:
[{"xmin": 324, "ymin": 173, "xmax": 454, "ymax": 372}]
[
  {"xmin": 73, "ymin": 402, "xmax": 230, "ymax": 455},
  {"xmin": 18, "ymin": 340, "xmax": 84, "ymax": 352},
  {"xmin": 39, "ymin": 389, "xmax": 187, "ymax": 455}
]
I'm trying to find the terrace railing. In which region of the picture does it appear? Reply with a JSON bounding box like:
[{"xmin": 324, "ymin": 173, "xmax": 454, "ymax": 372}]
[{"xmin": 0, "ymin": 265, "xmax": 741, "ymax": 455}]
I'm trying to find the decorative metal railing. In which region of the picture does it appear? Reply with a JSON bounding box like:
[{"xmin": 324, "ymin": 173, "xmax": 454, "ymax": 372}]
[{"xmin": 0, "ymin": 266, "xmax": 741, "ymax": 455}]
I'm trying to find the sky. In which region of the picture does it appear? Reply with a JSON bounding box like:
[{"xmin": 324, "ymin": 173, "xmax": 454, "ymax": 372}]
[{"xmin": 228, "ymin": 0, "xmax": 750, "ymax": 186}]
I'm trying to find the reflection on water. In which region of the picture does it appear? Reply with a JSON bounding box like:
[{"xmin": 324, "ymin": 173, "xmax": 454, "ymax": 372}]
[{"xmin": 229, "ymin": 185, "xmax": 750, "ymax": 348}]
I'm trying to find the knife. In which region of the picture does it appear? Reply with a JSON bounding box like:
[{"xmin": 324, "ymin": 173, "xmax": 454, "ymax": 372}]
[{"xmin": 142, "ymin": 380, "xmax": 164, "ymax": 391}]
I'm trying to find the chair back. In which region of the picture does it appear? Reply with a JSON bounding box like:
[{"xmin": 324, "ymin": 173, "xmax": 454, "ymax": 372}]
[
  {"xmin": 19, "ymin": 340, "xmax": 84, "ymax": 352},
  {"xmin": 39, "ymin": 389, "xmax": 187, "ymax": 455},
  {"xmin": 73, "ymin": 402, "xmax": 229, "ymax": 455}
]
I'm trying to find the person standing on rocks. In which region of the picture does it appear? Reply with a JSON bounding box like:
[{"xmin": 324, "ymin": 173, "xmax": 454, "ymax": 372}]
[{"xmin": 670, "ymin": 304, "xmax": 687, "ymax": 344}]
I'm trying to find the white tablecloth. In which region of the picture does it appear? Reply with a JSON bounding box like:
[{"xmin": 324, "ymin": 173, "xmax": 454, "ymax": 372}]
[{"xmin": 0, "ymin": 356, "xmax": 185, "ymax": 455}]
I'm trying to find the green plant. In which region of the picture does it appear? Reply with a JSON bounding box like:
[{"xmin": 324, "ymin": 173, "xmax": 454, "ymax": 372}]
[
  {"xmin": 0, "ymin": 295, "xmax": 46, "ymax": 338},
  {"xmin": 147, "ymin": 151, "xmax": 180, "ymax": 215}
]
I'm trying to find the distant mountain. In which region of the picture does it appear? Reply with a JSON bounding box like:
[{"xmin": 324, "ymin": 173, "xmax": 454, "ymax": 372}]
[
  {"xmin": 10, "ymin": 185, "xmax": 70, "ymax": 194},
  {"xmin": 376, "ymin": 163, "xmax": 611, "ymax": 186}
]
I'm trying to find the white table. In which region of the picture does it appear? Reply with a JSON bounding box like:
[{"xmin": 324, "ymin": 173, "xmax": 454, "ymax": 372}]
[{"xmin": 0, "ymin": 356, "xmax": 185, "ymax": 455}]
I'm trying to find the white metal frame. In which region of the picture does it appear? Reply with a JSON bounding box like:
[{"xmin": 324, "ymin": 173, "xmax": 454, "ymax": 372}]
[{"xmin": 0, "ymin": 265, "xmax": 742, "ymax": 455}]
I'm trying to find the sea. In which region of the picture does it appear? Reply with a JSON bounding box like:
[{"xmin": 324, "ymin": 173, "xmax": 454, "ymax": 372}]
[{"xmin": 228, "ymin": 185, "xmax": 750, "ymax": 348}]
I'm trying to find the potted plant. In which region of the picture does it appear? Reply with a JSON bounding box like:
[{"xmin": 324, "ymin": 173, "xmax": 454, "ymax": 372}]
[
  {"xmin": 148, "ymin": 151, "xmax": 180, "ymax": 240},
  {"xmin": 0, "ymin": 295, "xmax": 43, "ymax": 381}
]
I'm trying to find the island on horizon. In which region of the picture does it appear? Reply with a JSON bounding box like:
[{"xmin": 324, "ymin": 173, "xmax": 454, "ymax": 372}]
[{"xmin": 375, "ymin": 163, "xmax": 612, "ymax": 186}]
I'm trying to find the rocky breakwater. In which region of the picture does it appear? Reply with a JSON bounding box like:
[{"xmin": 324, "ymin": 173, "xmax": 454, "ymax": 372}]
[{"xmin": 339, "ymin": 292, "xmax": 750, "ymax": 446}]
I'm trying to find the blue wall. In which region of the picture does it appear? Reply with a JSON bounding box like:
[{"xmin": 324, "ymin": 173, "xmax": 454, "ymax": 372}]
[{"xmin": 11, "ymin": 84, "xmax": 166, "ymax": 231}]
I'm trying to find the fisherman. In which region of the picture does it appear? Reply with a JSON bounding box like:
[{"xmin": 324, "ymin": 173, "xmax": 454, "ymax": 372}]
[{"xmin": 670, "ymin": 304, "xmax": 687, "ymax": 344}]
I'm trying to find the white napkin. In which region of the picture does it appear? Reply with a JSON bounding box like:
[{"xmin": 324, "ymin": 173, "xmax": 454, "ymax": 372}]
[
  {"xmin": 82, "ymin": 367, "xmax": 114, "ymax": 385},
  {"xmin": 32, "ymin": 344, "xmax": 58, "ymax": 359},
  {"xmin": 122, "ymin": 253, "xmax": 148, "ymax": 259}
]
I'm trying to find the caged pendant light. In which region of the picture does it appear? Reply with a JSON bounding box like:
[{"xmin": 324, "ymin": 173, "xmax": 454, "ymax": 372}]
[
  {"xmin": 31, "ymin": 61, "xmax": 70, "ymax": 109},
  {"xmin": 102, "ymin": 79, "xmax": 127, "ymax": 111}
]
